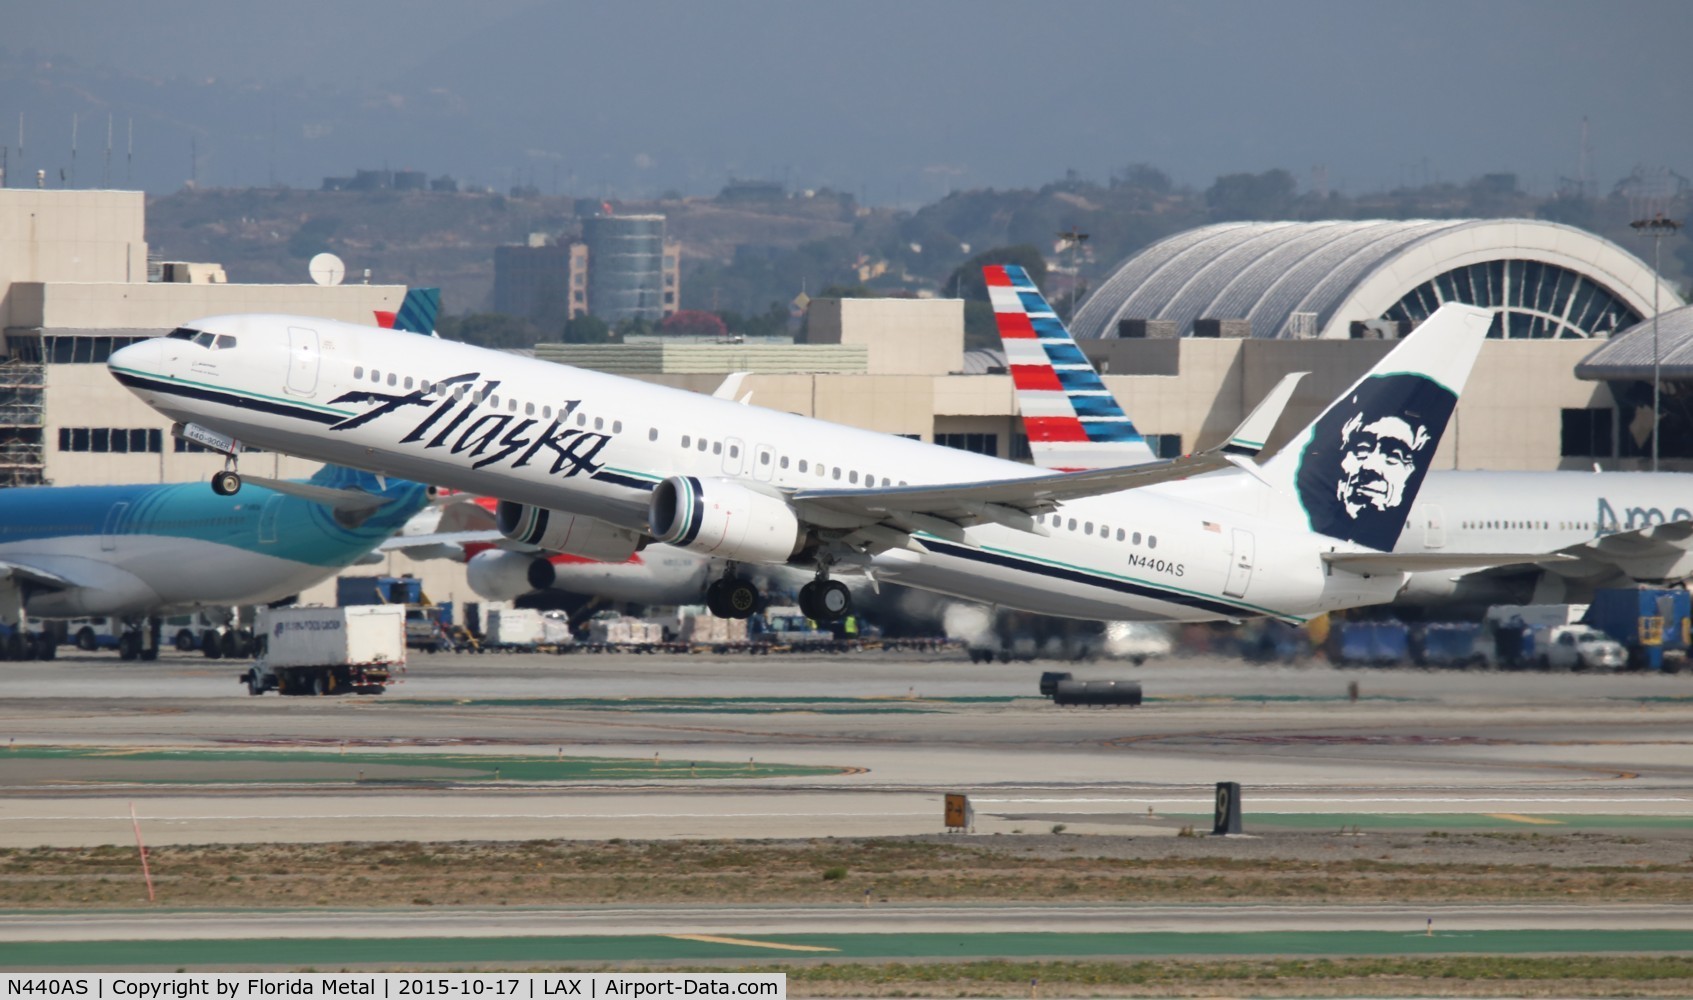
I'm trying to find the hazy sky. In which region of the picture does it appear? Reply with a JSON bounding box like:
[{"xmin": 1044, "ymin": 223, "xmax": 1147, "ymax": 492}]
[{"xmin": 5, "ymin": 0, "xmax": 1690, "ymax": 201}]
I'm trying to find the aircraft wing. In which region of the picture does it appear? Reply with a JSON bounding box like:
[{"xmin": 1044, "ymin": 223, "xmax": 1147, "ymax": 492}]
[
  {"xmin": 789, "ymin": 451, "xmax": 1233, "ymax": 552},
  {"xmin": 1549, "ymin": 519, "xmax": 1693, "ymax": 581},
  {"xmin": 0, "ymin": 559, "xmax": 78, "ymax": 592},
  {"xmin": 242, "ymin": 475, "xmax": 396, "ymax": 514},
  {"xmin": 1323, "ymin": 551, "xmax": 1580, "ymax": 575},
  {"xmin": 378, "ymin": 529, "xmax": 508, "ymax": 555},
  {"xmin": 788, "ymin": 398, "xmax": 1291, "ymax": 550}
]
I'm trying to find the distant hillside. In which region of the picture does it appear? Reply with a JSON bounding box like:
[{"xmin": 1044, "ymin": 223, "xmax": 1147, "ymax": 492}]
[{"xmin": 144, "ymin": 188, "xmax": 875, "ymax": 313}]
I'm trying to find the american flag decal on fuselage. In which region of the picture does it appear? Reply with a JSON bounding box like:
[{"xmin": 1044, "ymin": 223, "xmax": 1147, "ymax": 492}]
[{"xmin": 985, "ymin": 264, "xmax": 1155, "ymax": 472}]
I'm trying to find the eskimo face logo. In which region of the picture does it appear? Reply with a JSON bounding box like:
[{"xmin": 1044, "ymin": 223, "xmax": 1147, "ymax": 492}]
[
  {"xmin": 1295, "ymin": 373, "xmax": 1456, "ymax": 552},
  {"xmin": 1336, "ymin": 412, "xmax": 1431, "ymax": 518}
]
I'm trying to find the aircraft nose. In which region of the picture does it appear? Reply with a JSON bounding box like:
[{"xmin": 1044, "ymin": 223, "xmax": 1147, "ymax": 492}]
[{"xmin": 108, "ymin": 336, "xmax": 164, "ymax": 376}]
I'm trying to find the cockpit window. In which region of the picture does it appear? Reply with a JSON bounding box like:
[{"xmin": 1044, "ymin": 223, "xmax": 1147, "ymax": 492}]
[
  {"xmin": 215, "ymin": 335, "xmax": 237, "ymax": 350},
  {"xmin": 192, "ymin": 332, "xmax": 216, "ymax": 348},
  {"xmin": 167, "ymin": 327, "xmax": 201, "ymax": 341}
]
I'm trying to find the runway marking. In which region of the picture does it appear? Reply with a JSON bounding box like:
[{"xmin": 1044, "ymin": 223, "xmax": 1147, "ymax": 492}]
[
  {"xmin": 667, "ymin": 934, "xmax": 837, "ymax": 953},
  {"xmin": 970, "ymin": 796, "xmax": 1693, "ymax": 806},
  {"xmin": 1486, "ymin": 814, "xmax": 1566, "ymax": 825}
]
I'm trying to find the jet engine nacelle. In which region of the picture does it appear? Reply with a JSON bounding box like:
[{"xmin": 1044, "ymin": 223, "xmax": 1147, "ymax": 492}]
[
  {"xmin": 495, "ymin": 501, "xmax": 641, "ymax": 562},
  {"xmin": 647, "ymin": 475, "xmax": 803, "ymax": 564},
  {"xmin": 464, "ymin": 548, "xmax": 558, "ymax": 602}
]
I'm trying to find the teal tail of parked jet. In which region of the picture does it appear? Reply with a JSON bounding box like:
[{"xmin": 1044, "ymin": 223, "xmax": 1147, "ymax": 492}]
[{"xmin": 0, "ymin": 465, "xmax": 429, "ymax": 622}]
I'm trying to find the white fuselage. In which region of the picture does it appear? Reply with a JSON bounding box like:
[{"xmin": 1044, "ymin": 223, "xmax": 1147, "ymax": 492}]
[{"xmin": 109, "ymin": 317, "xmax": 1413, "ymax": 623}]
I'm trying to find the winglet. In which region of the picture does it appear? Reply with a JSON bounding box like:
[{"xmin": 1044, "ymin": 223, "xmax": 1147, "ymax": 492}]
[
  {"xmin": 1223, "ymin": 372, "xmax": 1305, "ymax": 456},
  {"xmin": 986, "ymin": 263, "xmax": 1156, "ymax": 471},
  {"xmin": 713, "ymin": 372, "xmax": 751, "ymax": 401}
]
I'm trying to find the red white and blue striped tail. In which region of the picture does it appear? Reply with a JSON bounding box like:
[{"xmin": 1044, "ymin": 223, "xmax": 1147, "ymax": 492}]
[{"xmin": 985, "ymin": 264, "xmax": 1155, "ymax": 471}]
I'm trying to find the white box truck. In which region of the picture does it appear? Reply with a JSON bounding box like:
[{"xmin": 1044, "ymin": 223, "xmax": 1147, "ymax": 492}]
[{"xmin": 242, "ymin": 606, "xmax": 406, "ymax": 696}]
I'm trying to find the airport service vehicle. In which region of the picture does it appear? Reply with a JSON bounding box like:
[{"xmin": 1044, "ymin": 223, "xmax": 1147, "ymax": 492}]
[
  {"xmin": 243, "ymin": 605, "xmax": 405, "ymax": 696},
  {"xmin": 989, "ymin": 267, "xmax": 1693, "ymax": 614},
  {"xmin": 108, "ymin": 281, "xmax": 1496, "ymax": 627},
  {"xmin": 1540, "ymin": 626, "xmax": 1628, "ymax": 671},
  {"xmin": 0, "ymin": 465, "xmax": 430, "ymax": 660}
]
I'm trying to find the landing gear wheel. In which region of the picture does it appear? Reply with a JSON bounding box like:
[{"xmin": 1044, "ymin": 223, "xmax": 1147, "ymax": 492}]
[
  {"xmin": 219, "ymin": 631, "xmax": 239, "ymax": 659},
  {"xmin": 139, "ymin": 644, "xmax": 159, "ymax": 662},
  {"xmin": 36, "ymin": 634, "xmax": 56, "ymax": 661},
  {"xmin": 808, "ymin": 580, "xmax": 852, "ymax": 623},
  {"xmin": 211, "ymin": 470, "xmax": 242, "ymax": 496},
  {"xmin": 234, "ymin": 629, "xmax": 255, "ymax": 658},
  {"xmin": 201, "ymin": 630, "xmax": 224, "ymax": 659},
  {"xmin": 174, "ymin": 629, "xmax": 196, "ymax": 652},
  {"xmin": 118, "ymin": 632, "xmax": 140, "ymax": 661},
  {"xmin": 705, "ymin": 579, "xmax": 734, "ymax": 618},
  {"xmin": 723, "ymin": 578, "xmax": 760, "ymax": 619}
]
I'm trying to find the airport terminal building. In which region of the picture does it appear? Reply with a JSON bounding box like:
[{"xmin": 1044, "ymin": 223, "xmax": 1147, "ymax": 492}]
[{"xmin": 3, "ymin": 189, "xmax": 1686, "ymax": 616}]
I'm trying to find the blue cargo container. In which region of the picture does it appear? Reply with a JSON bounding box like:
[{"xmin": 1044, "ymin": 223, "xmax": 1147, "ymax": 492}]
[
  {"xmin": 1420, "ymin": 622, "xmax": 1482, "ymax": 667},
  {"xmin": 1583, "ymin": 587, "xmax": 1690, "ymax": 671},
  {"xmin": 1336, "ymin": 621, "xmax": 1410, "ymax": 665}
]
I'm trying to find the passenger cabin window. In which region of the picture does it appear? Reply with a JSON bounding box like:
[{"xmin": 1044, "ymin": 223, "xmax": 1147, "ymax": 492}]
[
  {"xmin": 354, "ymin": 366, "xmax": 365, "ymax": 379},
  {"xmin": 404, "ymin": 377, "xmax": 414, "ymax": 390},
  {"xmin": 613, "ymin": 421, "xmax": 623, "ymax": 433},
  {"xmin": 594, "ymin": 417, "xmax": 604, "ymax": 430},
  {"xmin": 648, "ymin": 428, "xmax": 658, "ymax": 442},
  {"xmin": 525, "ymin": 402, "xmax": 535, "ymax": 416},
  {"xmin": 387, "ymin": 373, "xmax": 397, "ymax": 387},
  {"xmin": 849, "ymin": 471, "xmax": 859, "ymax": 484},
  {"xmin": 713, "ymin": 442, "xmax": 723, "ymax": 455},
  {"xmin": 682, "ymin": 435, "xmax": 692, "ymax": 448},
  {"xmin": 798, "ymin": 460, "xmax": 808, "ymax": 472}
]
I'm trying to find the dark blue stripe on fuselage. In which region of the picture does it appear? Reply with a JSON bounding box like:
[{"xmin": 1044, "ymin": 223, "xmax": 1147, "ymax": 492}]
[
  {"xmin": 111, "ymin": 371, "xmax": 343, "ymax": 426},
  {"xmin": 920, "ymin": 538, "xmax": 1256, "ymax": 620}
]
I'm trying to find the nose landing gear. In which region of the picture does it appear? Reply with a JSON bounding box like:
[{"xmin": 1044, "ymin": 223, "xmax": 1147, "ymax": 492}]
[{"xmin": 211, "ymin": 469, "xmax": 242, "ymax": 496}]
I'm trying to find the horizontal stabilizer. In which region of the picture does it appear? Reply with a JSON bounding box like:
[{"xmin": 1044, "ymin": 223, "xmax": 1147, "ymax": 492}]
[{"xmin": 1323, "ymin": 551, "xmax": 1576, "ymax": 575}]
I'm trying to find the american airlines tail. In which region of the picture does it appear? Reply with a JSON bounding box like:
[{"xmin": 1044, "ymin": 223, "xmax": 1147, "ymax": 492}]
[
  {"xmin": 985, "ymin": 264, "xmax": 1155, "ymax": 470},
  {"xmin": 1256, "ymin": 303, "xmax": 1494, "ymax": 552},
  {"xmin": 375, "ymin": 288, "xmax": 441, "ymax": 336}
]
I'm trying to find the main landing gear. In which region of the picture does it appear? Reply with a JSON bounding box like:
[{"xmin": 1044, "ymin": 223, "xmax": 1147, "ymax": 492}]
[
  {"xmin": 702, "ymin": 565, "xmax": 855, "ymax": 624},
  {"xmin": 798, "ymin": 577, "xmax": 852, "ymax": 624},
  {"xmin": 705, "ymin": 572, "xmax": 760, "ymax": 620}
]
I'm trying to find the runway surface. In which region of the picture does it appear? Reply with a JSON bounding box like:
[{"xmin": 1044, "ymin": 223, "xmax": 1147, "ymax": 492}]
[
  {"xmin": 3, "ymin": 649, "xmax": 1692, "ymax": 967},
  {"xmin": 3, "ymin": 650, "xmax": 1691, "ymax": 846}
]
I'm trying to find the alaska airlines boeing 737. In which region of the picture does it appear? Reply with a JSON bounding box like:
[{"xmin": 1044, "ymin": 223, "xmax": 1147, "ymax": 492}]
[
  {"xmin": 107, "ymin": 292, "xmax": 1494, "ymax": 626},
  {"xmin": 986, "ymin": 264, "xmax": 1693, "ymax": 611}
]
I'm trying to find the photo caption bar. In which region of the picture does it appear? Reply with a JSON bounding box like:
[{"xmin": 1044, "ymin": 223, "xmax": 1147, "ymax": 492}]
[{"xmin": 3, "ymin": 975, "xmax": 785, "ymax": 1000}]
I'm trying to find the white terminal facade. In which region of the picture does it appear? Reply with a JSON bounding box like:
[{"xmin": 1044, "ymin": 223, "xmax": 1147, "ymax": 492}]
[{"xmin": 2, "ymin": 189, "xmax": 1685, "ymax": 615}]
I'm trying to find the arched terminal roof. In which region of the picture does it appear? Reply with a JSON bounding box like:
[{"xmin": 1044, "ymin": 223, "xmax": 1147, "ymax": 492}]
[
  {"xmin": 1576, "ymin": 304, "xmax": 1693, "ymax": 381},
  {"xmin": 1071, "ymin": 219, "xmax": 1683, "ymax": 340}
]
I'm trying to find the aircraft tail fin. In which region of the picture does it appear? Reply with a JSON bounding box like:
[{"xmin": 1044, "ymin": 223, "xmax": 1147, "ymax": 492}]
[
  {"xmin": 375, "ymin": 288, "xmax": 441, "ymax": 336},
  {"xmin": 985, "ymin": 264, "xmax": 1155, "ymax": 471},
  {"xmin": 1259, "ymin": 303, "xmax": 1493, "ymax": 551}
]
